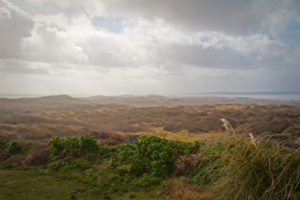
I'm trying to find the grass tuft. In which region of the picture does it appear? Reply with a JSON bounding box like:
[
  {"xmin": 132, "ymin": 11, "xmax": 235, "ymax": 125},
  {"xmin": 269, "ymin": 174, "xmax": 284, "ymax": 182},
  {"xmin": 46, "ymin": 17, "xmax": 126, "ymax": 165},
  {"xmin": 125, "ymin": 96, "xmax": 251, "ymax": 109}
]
[{"xmin": 220, "ymin": 118, "xmax": 235, "ymax": 134}]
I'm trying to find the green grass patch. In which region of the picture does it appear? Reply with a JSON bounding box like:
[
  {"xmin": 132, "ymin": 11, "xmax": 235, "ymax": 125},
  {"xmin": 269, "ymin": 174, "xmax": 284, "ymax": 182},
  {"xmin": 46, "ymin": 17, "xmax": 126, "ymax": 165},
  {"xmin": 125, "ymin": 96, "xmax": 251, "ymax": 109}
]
[{"xmin": 0, "ymin": 169, "xmax": 103, "ymax": 200}]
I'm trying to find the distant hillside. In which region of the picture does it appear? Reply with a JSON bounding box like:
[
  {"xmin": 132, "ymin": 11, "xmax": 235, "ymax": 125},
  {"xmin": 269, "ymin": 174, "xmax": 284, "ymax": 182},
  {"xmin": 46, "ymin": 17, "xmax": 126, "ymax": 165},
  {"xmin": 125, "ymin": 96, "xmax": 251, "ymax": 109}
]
[
  {"xmin": 1, "ymin": 95, "xmax": 299, "ymax": 114},
  {"xmin": 86, "ymin": 95, "xmax": 300, "ymax": 107}
]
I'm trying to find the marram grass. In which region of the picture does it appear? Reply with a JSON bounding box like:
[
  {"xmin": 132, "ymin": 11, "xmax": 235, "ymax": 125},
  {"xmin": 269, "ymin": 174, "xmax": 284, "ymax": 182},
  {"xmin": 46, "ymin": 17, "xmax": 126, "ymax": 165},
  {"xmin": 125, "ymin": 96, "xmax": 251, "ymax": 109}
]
[
  {"xmin": 181, "ymin": 121, "xmax": 300, "ymax": 200},
  {"xmin": 215, "ymin": 136, "xmax": 299, "ymax": 200}
]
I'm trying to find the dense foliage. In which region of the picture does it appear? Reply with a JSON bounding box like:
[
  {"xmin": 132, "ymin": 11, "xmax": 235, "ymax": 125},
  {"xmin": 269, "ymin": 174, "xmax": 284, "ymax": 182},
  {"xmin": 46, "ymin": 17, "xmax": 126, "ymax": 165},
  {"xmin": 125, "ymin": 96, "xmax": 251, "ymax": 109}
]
[
  {"xmin": 49, "ymin": 135, "xmax": 99, "ymax": 157},
  {"xmin": 111, "ymin": 136, "xmax": 200, "ymax": 177},
  {"xmin": 0, "ymin": 139, "xmax": 32, "ymax": 162}
]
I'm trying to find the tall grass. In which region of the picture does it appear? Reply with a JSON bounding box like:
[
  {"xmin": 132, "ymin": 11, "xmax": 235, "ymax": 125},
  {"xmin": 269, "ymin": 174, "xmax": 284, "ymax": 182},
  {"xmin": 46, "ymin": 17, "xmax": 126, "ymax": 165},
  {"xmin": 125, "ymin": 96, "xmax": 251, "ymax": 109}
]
[
  {"xmin": 216, "ymin": 137, "xmax": 299, "ymax": 199},
  {"xmin": 180, "ymin": 121, "xmax": 300, "ymax": 200}
]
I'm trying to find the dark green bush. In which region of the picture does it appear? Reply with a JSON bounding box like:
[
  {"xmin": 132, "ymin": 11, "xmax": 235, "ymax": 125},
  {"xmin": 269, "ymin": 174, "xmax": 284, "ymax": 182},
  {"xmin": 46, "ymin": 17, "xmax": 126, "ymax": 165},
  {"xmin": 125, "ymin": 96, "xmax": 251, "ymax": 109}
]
[
  {"xmin": 0, "ymin": 139, "xmax": 7, "ymax": 150},
  {"xmin": 112, "ymin": 136, "xmax": 199, "ymax": 177},
  {"xmin": 49, "ymin": 136, "xmax": 65, "ymax": 155},
  {"xmin": 79, "ymin": 135, "xmax": 98, "ymax": 154},
  {"xmin": 49, "ymin": 135, "xmax": 99, "ymax": 158},
  {"xmin": 69, "ymin": 158, "xmax": 91, "ymax": 170},
  {"xmin": 6, "ymin": 141, "xmax": 23, "ymax": 155},
  {"xmin": 63, "ymin": 137, "xmax": 80, "ymax": 157}
]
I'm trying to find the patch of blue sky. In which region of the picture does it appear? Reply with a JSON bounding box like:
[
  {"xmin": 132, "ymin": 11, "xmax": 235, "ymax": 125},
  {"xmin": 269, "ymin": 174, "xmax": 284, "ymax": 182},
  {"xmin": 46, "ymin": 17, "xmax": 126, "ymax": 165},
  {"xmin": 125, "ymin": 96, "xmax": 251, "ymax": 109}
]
[
  {"xmin": 92, "ymin": 17, "xmax": 124, "ymax": 33},
  {"xmin": 280, "ymin": 19, "xmax": 300, "ymax": 50},
  {"xmin": 257, "ymin": 28, "xmax": 274, "ymax": 39}
]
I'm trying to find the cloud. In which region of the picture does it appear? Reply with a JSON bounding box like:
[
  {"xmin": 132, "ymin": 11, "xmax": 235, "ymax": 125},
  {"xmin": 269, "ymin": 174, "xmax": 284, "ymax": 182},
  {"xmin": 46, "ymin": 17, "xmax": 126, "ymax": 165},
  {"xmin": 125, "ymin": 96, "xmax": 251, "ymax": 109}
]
[
  {"xmin": 0, "ymin": 0, "xmax": 33, "ymax": 58},
  {"xmin": 22, "ymin": 14, "xmax": 88, "ymax": 64},
  {"xmin": 0, "ymin": 0, "xmax": 299, "ymax": 94},
  {"xmin": 23, "ymin": 0, "xmax": 300, "ymax": 35},
  {"xmin": 104, "ymin": 0, "xmax": 300, "ymax": 36},
  {"xmin": 0, "ymin": 59, "xmax": 50, "ymax": 74}
]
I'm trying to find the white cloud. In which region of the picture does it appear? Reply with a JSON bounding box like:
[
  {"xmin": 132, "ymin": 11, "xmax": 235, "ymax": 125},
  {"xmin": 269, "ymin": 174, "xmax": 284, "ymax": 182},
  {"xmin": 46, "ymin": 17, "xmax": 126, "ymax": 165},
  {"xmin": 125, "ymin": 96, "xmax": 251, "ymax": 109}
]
[
  {"xmin": 22, "ymin": 15, "xmax": 88, "ymax": 64},
  {"xmin": 0, "ymin": 0, "xmax": 33, "ymax": 58},
  {"xmin": 0, "ymin": 0, "xmax": 299, "ymax": 94}
]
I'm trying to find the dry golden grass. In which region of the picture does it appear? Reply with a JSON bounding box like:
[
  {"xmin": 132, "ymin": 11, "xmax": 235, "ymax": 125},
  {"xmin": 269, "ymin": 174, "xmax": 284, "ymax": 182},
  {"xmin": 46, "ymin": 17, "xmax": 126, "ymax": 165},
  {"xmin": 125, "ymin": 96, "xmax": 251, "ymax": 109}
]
[
  {"xmin": 117, "ymin": 179, "xmax": 212, "ymax": 200},
  {"xmin": 1, "ymin": 104, "xmax": 300, "ymax": 150},
  {"xmin": 160, "ymin": 179, "xmax": 212, "ymax": 200},
  {"xmin": 135, "ymin": 126, "xmax": 229, "ymax": 143}
]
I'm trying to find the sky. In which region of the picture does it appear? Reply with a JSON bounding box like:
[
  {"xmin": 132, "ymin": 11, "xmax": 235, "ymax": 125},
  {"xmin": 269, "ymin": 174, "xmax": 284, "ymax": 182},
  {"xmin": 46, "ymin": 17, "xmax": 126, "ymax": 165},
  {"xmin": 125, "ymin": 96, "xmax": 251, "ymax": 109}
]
[{"xmin": 0, "ymin": 0, "xmax": 300, "ymax": 95}]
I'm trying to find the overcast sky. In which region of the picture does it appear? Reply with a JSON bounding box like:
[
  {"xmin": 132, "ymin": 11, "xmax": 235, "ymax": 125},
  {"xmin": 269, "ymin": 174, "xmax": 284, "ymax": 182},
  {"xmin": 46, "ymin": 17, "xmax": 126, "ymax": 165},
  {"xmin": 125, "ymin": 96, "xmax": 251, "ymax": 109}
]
[{"xmin": 0, "ymin": 0, "xmax": 300, "ymax": 95}]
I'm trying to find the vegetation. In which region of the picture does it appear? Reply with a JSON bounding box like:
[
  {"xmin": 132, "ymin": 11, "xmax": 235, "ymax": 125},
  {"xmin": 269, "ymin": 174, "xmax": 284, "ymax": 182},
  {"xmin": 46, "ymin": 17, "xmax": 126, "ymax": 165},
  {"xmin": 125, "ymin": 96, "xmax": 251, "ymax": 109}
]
[
  {"xmin": 0, "ymin": 138, "xmax": 32, "ymax": 164},
  {"xmin": 0, "ymin": 133, "xmax": 299, "ymax": 200},
  {"xmin": 1, "ymin": 104, "xmax": 300, "ymax": 151},
  {"xmin": 49, "ymin": 135, "xmax": 99, "ymax": 157},
  {"xmin": 0, "ymin": 169, "xmax": 95, "ymax": 200}
]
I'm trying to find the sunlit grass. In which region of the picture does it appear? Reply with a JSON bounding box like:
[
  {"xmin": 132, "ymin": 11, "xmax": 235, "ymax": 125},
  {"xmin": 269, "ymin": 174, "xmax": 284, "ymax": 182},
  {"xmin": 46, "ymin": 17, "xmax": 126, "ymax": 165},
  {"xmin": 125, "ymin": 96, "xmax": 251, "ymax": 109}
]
[{"xmin": 135, "ymin": 126, "xmax": 226, "ymax": 143}]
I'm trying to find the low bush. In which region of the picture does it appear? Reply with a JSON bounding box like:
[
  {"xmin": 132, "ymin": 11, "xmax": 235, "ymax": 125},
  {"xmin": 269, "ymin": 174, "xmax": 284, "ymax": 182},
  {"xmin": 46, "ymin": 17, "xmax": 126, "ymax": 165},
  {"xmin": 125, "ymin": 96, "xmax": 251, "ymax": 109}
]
[
  {"xmin": 111, "ymin": 135, "xmax": 200, "ymax": 177},
  {"xmin": 49, "ymin": 135, "xmax": 99, "ymax": 158},
  {"xmin": 6, "ymin": 141, "xmax": 23, "ymax": 155},
  {"xmin": 0, "ymin": 139, "xmax": 7, "ymax": 150},
  {"xmin": 2, "ymin": 140, "xmax": 32, "ymax": 160}
]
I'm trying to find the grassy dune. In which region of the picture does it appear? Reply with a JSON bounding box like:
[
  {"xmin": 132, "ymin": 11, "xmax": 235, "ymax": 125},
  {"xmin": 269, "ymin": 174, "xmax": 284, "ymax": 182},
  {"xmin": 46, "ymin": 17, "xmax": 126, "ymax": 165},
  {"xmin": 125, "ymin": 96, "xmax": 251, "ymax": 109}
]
[{"xmin": 1, "ymin": 104, "xmax": 300, "ymax": 151}]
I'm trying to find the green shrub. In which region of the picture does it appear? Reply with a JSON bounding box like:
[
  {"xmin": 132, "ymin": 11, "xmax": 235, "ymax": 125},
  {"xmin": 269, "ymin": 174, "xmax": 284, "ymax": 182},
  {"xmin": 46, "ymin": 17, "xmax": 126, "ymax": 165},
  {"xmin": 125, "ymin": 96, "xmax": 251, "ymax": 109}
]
[
  {"xmin": 112, "ymin": 136, "xmax": 199, "ymax": 177},
  {"xmin": 69, "ymin": 158, "xmax": 91, "ymax": 170},
  {"xmin": 49, "ymin": 135, "xmax": 99, "ymax": 158},
  {"xmin": 63, "ymin": 137, "xmax": 80, "ymax": 157},
  {"xmin": 49, "ymin": 136, "xmax": 65, "ymax": 155},
  {"xmin": 79, "ymin": 135, "xmax": 98, "ymax": 154},
  {"xmin": 0, "ymin": 139, "xmax": 7, "ymax": 150},
  {"xmin": 6, "ymin": 141, "xmax": 23, "ymax": 155}
]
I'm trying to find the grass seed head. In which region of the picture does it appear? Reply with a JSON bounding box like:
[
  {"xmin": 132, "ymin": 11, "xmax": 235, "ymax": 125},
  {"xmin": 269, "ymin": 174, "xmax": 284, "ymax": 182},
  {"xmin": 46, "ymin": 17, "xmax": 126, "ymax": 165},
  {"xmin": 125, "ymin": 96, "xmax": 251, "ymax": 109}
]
[{"xmin": 220, "ymin": 118, "xmax": 235, "ymax": 134}]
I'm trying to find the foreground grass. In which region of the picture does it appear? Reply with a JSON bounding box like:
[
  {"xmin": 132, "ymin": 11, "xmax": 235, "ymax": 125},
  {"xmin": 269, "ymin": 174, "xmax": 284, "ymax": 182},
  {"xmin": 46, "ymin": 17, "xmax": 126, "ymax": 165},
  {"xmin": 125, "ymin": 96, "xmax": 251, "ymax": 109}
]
[
  {"xmin": 0, "ymin": 169, "xmax": 210, "ymax": 200},
  {"xmin": 0, "ymin": 133, "xmax": 299, "ymax": 200},
  {"xmin": 0, "ymin": 169, "xmax": 101, "ymax": 200}
]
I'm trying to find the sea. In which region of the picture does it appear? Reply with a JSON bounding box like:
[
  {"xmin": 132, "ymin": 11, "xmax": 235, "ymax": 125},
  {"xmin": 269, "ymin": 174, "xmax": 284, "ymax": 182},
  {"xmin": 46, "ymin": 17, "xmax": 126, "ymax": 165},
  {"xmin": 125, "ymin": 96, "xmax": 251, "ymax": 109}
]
[{"xmin": 181, "ymin": 92, "xmax": 300, "ymax": 101}]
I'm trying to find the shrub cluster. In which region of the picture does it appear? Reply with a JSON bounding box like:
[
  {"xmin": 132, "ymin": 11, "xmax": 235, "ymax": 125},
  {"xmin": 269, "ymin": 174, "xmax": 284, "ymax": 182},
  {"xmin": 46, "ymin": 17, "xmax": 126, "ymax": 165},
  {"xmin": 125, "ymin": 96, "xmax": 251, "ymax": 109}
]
[
  {"xmin": 49, "ymin": 135, "xmax": 98, "ymax": 157},
  {"xmin": 0, "ymin": 139, "xmax": 32, "ymax": 161},
  {"xmin": 112, "ymin": 135, "xmax": 200, "ymax": 177}
]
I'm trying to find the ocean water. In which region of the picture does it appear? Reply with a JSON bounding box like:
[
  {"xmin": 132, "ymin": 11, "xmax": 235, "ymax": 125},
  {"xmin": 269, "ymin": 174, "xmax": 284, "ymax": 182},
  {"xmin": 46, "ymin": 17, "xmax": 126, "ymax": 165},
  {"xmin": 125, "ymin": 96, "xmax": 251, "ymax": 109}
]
[
  {"xmin": 0, "ymin": 94, "xmax": 46, "ymax": 99},
  {"xmin": 188, "ymin": 92, "xmax": 300, "ymax": 101}
]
